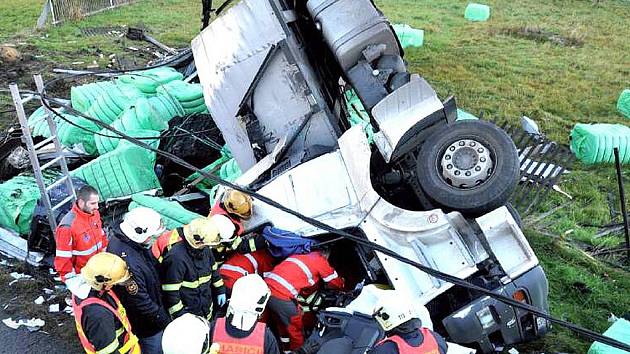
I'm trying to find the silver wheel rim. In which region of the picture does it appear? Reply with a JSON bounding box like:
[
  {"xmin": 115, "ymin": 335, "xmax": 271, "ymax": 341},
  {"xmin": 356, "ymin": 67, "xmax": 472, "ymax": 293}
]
[{"xmin": 440, "ymin": 139, "xmax": 494, "ymax": 189}]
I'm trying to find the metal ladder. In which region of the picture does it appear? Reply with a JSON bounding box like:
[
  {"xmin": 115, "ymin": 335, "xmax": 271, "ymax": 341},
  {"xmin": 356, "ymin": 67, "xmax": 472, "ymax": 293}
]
[{"xmin": 8, "ymin": 74, "xmax": 76, "ymax": 233}]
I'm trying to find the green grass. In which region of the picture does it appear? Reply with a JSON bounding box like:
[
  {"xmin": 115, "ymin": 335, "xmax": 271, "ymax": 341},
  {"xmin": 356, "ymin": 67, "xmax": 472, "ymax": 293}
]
[{"xmin": 1, "ymin": 0, "xmax": 630, "ymax": 352}]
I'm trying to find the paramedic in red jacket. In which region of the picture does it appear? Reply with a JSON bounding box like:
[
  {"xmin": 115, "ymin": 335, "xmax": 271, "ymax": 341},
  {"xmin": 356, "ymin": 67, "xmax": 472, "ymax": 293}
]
[
  {"xmin": 54, "ymin": 185, "xmax": 108, "ymax": 298},
  {"xmin": 264, "ymin": 248, "xmax": 344, "ymax": 350}
]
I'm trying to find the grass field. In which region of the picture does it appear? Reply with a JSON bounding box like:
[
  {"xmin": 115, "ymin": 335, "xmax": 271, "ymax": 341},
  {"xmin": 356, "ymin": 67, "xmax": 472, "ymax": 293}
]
[{"xmin": 1, "ymin": 0, "xmax": 629, "ymax": 352}]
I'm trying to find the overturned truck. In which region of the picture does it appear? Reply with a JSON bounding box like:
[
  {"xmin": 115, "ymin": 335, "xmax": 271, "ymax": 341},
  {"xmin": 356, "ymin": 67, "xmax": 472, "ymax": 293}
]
[
  {"xmin": 0, "ymin": 0, "xmax": 551, "ymax": 352},
  {"xmin": 190, "ymin": 0, "xmax": 550, "ymax": 352}
]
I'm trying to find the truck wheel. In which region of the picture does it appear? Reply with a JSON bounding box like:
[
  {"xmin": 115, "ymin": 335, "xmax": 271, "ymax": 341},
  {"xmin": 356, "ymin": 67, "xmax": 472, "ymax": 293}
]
[{"xmin": 415, "ymin": 120, "xmax": 520, "ymax": 216}]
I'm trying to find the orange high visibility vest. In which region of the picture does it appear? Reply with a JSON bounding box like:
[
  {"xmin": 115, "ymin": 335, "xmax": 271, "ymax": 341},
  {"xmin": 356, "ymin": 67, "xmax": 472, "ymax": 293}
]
[
  {"xmin": 212, "ymin": 317, "xmax": 265, "ymax": 354},
  {"xmin": 72, "ymin": 290, "xmax": 140, "ymax": 354},
  {"xmin": 375, "ymin": 327, "xmax": 440, "ymax": 354},
  {"xmin": 151, "ymin": 229, "xmax": 182, "ymax": 263}
]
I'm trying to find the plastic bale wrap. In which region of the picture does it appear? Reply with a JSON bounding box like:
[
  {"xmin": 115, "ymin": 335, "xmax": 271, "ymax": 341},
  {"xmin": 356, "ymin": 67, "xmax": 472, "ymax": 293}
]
[
  {"xmin": 95, "ymin": 129, "xmax": 161, "ymax": 155},
  {"xmin": 588, "ymin": 319, "xmax": 630, "ymax": 354},
  {"xmin": 618, "ymin": 89, "xmax": 630, "ymax": 119},
  {"xmin": 344, "ymin": 90, "xmax": 375, "ymax": 142},
  {"xmin": 70, "ymin": 144, "xmax": 160, "ymax": 199},
  {"xmin": 147, "ymin": 95, "xmax": 185, "ymax": 122},
  {"xmin": 71, "ymin": 81, "xmax": 118, "ymax": 113},
  {"xmin": 209, "ymin": 158, "xmax": 243, "ymax": 204},
  {"xmin": 116, "ymin": 67, "xmax": 184, "ymax": 95},
  {"xmin": 570, "ymin": 123, "xmax": 630, "ymax": 165},
  {"xmin": 156, "ymin": 80, "xmax": 204, "ymax": 102},
  {"xmin": 456, "ymin": 109, "xmax": 479, "ymax": 121},
  {"xmin": 111, "ymin": 97, "xmax": 169, "ymax": 133},
  {"xmin": 56, "ymin": 113, "xmax": 99, "ymax": 155},
  {"xmin": 129, "ymin": 194, "xmax": 203, "ymax": 230},
  {"xmin": 392, "ymin": 24, "xmax": 424, "ymax": 48},
  {"xmin": 0, "ymin": 172, "xmax": 57, "ymax": 234},
  {"xmin": 465, "ymin": 3, "xmax": 491, "ymax": 22},
  {"xmin": 28, "ymin": 106, "xmax": 65, "ymax": 138}
]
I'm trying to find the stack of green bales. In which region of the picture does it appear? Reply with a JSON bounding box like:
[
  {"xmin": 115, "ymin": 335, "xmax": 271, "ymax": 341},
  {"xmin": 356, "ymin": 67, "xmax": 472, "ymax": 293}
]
[
  {"xmin": 618, "ymin": 89, "xmax": 630, "ymax": 119},
  {"xmin": 156, "ymin": 80, "xmax": 208, "ymax": 114},
  {"xmin": 84, "ymin": 84, "xmax": 145, "ymax": 124},
  {"xmin": 129, "ymin": 193, "xmax": 203, "ymax": 230},
  {"xmin": 71, "ymin": 81, "xmax": 118, "ymax": 113},
  {"xmin": 570, "ymin": 123, "xmax": 630, "ymax": 165},
  {"xmin": 94, "ymin": 129, "xmax": 161, "ymax": 155}
]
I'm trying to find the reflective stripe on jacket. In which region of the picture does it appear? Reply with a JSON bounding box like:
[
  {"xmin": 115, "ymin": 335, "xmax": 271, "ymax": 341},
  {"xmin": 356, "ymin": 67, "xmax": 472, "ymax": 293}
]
[
  {"xmin": 54, "ymin": 203, "xmax": 107, "ymax": 281},
  {"xmin": 159, "ymin": 241, "xmax": 226, "ymax": 319},
  {"xmin": 264, "ymin": 251, "xmax": 344, "ymax": 300},
  {"xmin": 72, "ymin": 290, "xmax": 140, "ymax": 354},
  {"xmin": 220, "ymin": 250, "xmax": 275, "ymax": 289},
  {"xmin": 375, "ymin": 328, "xmax": 440, "ymax": 354},
  {"xmin": 212, "ymin": 317, "xmax": 265, "ymax": 354}
]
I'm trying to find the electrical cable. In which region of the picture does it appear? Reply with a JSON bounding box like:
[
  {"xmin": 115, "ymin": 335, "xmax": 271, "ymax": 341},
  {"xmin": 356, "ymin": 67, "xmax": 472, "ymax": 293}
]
[{"xmin": 37, "ymin": 92, "xmax": 630, "ymax": 351}]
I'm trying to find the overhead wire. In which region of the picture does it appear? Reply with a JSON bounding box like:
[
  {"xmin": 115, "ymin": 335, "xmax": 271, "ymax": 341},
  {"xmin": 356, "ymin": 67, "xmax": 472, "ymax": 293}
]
[{"xmin": 34, "ymin": 89, "xmax": 630, "ymax": 352}]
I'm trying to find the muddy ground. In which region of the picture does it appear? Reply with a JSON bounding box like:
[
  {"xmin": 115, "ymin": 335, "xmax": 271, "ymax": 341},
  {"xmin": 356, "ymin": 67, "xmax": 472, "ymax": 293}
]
[{"xmin": 0, "ymin": 256, "xmax": 82, "ymax": 353}]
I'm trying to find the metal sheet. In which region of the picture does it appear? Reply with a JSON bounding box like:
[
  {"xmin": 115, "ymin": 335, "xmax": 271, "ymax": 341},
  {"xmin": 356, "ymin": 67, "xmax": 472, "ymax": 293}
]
[{"xmin": 192, "ymin": 0, "xmax": 287, "ymax": 169}]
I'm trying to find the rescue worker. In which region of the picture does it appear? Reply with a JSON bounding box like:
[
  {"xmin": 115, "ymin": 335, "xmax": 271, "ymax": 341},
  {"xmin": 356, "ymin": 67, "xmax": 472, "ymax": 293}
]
[
  {"xmin": 72, "ymin": 252, "xmax": 140, "ymax": 354},
  {"xmin": 161, "ymin": 274, "xmax": 281, "ymax": 354},
  {"xmin": 219, "ymin": 249, "xmax": 276, "ymax": 291},
  {"xmin": 108, "ymin": 207, "xmax": 170, "ymax": 354},
  {"xmin": 55, "ymin": 185, "xmax": 107, "ymax": 298},
  {"xmin": 370, "ymin": 292, "xmax": 448, "ymax": 354},
  {"xmin": 264, "ymin": 248, "xmax": 344, "ymax": 351},
  {"xmin": 159, "ymin": 217, "xmax": 227, "ymax": 320}
]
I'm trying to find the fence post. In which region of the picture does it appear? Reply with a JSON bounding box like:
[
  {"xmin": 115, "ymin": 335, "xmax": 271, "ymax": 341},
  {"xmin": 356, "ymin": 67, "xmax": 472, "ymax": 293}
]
[{"xmin": 36, "ymin": 0, "xmax": 52, "ymax": 29}]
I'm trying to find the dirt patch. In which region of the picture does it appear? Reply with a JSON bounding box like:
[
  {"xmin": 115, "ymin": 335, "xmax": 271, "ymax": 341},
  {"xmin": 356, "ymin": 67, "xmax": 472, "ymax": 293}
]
[
  {"xmin": 0, "ymin": 256, "xmax": 81, "ymax": 352},
  {"xmin": 496, "ymin": 26, "xmax": 585, "ymax": 47}
]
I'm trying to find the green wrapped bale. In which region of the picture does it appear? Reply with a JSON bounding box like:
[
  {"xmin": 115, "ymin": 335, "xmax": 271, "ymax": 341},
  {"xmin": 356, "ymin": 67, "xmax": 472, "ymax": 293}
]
[
  {"xmin": 392, "ymin": 24, "xmax": 424, "ymax": 48},
  {"xmin": 71, "ymin": 81, "xmax": 118, "ymax": 113},
  {"xmin": 95, "ymin": 129, "xmax": 160, "ymax": 155},
  {"xmin": 570, "ymin": 123, "xmax": 630, "ymax": 165},
  {"xmin": 27, "ymin": 106, "xmax": 65, "ymax": 138},
  {"xmin": 129, "ymin": 194, "xmax": 203, "ymax": 230},
  {"xmin": 465, "ymin": 3, "xmax": 491, "ymax": 22},
  {"xmin": 84, "ymin": 85, "xmax": 144, "ymax": 124},
  {"xmin": 56, "ymin": 113, "xmax": 99, "ymax": 155},
  {"xmin": 344, "ymin": 90, "xmax": 375, "ymax": 142},
  {"xmin": 70, "ymin": 144, "xmax": 160, "ymax": 199},
  {"xmin": 156, "ymin": 80, "xmax": 204, "ymax": 102},
  {"xmin": 617, "ymin": 89, "xmax": 630, "ymax": 119},
  {"xmin": 116, "ymin": 67, "xmax": 184, "ymax": 94},
  {"xmin": 147, "ymin": 95, "xmax": 184, "ymax": 122},
  {"xmin": 456, "ymin": 109, "xmax": 479, "ymax": 121},
  {"xmin": 588, "ymin": 319, "xmax": 630, "ymax": 354},
  {"xmin": 111, "ymin": 97, "xmax": 169, "ymax": 133},
  {"xmin": 0, "ymin": 173, "xmax": 57, "ymax": 234}
]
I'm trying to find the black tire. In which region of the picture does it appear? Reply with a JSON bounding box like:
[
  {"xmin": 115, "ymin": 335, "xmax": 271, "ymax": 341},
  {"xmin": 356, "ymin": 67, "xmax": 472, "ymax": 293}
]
[{"xmin": 415, "ymin": 120, "xmax": 520, "ymax": 216}]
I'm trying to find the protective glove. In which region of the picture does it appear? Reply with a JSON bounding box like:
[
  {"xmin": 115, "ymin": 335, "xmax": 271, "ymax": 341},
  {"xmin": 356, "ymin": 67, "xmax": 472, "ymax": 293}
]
[{"xmin": 217, "ymin": 294, "xmax": 227, "ymax": 307}]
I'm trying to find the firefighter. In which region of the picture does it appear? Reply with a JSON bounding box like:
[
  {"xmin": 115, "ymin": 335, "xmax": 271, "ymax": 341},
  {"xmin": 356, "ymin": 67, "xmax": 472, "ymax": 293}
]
[
  {"xmin": 161, "ymin": 274, "xmax": 281, "ymax": 354},
  {"xmin": 72, "ymin": 252, "xmax": 140, "ymax": 354},
  {"xmin": 108, "ymin": 207, "xmax": 170, "ymax": 354},
  {"xmin": 159, "ymin": 217, "xmax": 227, "ymax": 320},
  {"xmin": 370, "ymin": 292, "xmax": 448, "ymax": 354},
  {"xmin": 264, "ymin": 248, "xmax": 344, "ymax": 351},
  {"xmin": 55, "ymin": 185, "xmax": 107, "ymax": 298}
]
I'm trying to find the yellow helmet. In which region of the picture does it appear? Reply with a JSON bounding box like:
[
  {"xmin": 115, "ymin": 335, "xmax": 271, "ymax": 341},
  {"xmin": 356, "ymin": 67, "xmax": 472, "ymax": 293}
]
[
  {"xmin": 183, "ymin": 218, "xmax": 221, "ymax": 249},
  {"xmin": 222, "ymin": 189, "xmax": 253, "ymax": 219},
  {"xmin": 81, "ymin": 252, "xmax": 130, "ymax": 291}
]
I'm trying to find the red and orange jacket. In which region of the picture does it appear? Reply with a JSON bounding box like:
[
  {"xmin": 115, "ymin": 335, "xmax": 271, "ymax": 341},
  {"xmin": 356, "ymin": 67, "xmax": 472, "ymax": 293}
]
[
  {"xmin": 54, "ymin": 203, "xmax": 108, "ymax": 281},
  {"xmin": 264, "ymin": 251, "xmax": 344, "ymax": 301}
]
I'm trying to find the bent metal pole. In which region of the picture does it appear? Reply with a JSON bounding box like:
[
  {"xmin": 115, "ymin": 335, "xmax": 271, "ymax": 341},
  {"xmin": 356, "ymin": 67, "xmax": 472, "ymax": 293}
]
[{"xmin": 613, "ymin": 147, "xmax": 630, "ymax": 264}]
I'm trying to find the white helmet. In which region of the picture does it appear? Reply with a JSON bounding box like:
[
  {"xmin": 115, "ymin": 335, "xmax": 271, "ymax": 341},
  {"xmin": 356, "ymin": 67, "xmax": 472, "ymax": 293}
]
[
  {"xmin": 227, "ymin": 274, "xmax": 270, "ymax": 331},
  {"xmin": 373, "ymin": 291, "xmax": 418, "ymax": 331},
  {"xmin": 210, "ymin": 214, "xmax": 237, "ymax": 243},
  {"xmin": 120, "ymin": 207, "xmax": 165, "ymax": 245},
  {"xmin": 162, "ymin": 313, "xmax": 210, "ymax": 354}
]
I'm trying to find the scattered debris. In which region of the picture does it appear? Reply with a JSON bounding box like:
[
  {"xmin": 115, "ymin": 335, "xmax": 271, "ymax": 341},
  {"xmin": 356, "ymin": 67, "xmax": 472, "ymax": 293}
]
[
  {"xmin": 2, "ymin": 317, "xmax": 45, "ymax": 331},
  {"xmin": 553, "ymin": 185, "xmax": 573, "ymax": 199},
  {"xmin": 498, "ymin": 26, "xmax": 585, "ymax": 47},
  {"xmin": 507, "ymin": 348, "xmax": 520, "ymax": 354},
  {"xmin": 126, "ymin": 27, "xmax": 178, "ymax": 54},
  {"xmin": 71, "ymin": 61, "xmax": 84, "ymax": 65},
  {"xmin": 34, "ymin": 296, "xmax": 45, "ymax": 305},
  {"xmin": 80, "ymin": 26, "xmax": 127, "ymax": 38},
  {"xmin": 521, "ymin": 116, "xmax": 540, "ymax": 136},
  {"xmin": 9, "ymin": 272, "xmax": 32, "ymax": 285},
  {"xmin": 127, "ymin": 46, "xmax": 139, "ymax": 51},
  {"xmin": 49, "ymin": 304, "xmax": 60, "ymax": 313},
  {"xmin": 63, "ymin": 306, "xmax": 73, "ymax": 315}
]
